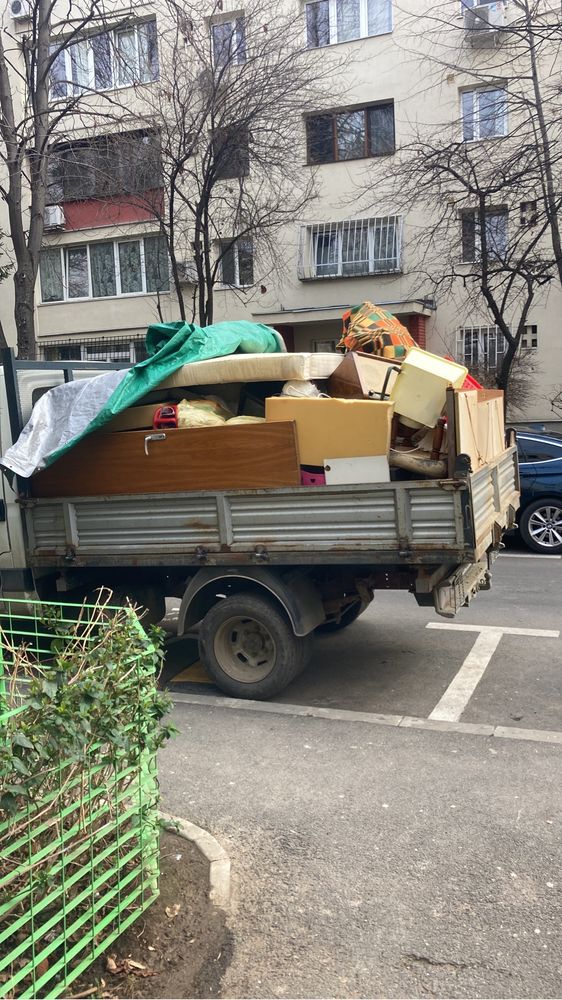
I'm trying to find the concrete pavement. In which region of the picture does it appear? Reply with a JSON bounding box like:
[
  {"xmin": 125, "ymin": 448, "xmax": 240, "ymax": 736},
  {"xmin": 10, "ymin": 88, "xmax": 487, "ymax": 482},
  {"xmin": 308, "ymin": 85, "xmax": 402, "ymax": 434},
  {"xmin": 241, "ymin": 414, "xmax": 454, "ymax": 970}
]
[
  {"xmin": 159, "ymin": 551, "xmax": 562, "ymax": 997},
  {"xmin": 160, "ymin": 704, "xmax": 561, "ymax": 999}
]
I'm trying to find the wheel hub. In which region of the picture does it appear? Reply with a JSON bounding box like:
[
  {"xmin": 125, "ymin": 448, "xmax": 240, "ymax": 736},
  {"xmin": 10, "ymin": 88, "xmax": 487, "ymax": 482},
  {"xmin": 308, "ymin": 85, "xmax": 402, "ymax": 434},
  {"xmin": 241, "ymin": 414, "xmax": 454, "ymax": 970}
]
[
  {"xmin": 214, "ymin": 615, "xmax": 277, "ymax": 682},
  {"xmin": 529, "ymin": 505, "xmax": 562, "ymax": 548}
]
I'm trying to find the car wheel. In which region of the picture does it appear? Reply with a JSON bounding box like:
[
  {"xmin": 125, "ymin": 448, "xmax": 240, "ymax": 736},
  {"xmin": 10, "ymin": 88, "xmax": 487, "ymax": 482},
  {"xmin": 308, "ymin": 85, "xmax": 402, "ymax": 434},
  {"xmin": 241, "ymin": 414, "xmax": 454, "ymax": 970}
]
[
  {"xmin": 519, "ymin": 497, "xmax": 562, "ymax": 554},
  {"xmin": 199, "ymin": 592, "xmax": 313, "ymax": 699}
]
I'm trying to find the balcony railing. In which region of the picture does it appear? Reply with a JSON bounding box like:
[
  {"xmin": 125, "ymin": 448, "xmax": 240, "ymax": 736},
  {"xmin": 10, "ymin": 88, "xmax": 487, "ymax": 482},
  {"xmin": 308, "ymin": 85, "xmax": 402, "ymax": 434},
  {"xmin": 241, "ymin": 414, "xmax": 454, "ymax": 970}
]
[{"xmin": 297, "ymin": 216, "xmax": 403, "ymax": 280}]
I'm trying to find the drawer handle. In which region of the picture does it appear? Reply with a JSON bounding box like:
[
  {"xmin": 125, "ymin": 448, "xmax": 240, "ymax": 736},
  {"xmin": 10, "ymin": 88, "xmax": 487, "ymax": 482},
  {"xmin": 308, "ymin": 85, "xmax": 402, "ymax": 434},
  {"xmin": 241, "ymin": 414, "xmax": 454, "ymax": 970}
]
[{"xmin": 144, "ymin": 432, "xmax": 166, "ymax": 456}]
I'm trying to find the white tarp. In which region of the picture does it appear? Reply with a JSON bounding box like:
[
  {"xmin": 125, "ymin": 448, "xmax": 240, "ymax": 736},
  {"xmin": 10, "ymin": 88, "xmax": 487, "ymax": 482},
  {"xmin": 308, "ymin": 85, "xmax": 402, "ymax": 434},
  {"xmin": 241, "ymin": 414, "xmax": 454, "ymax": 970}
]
[{"xmin": 1, "ymin": 369, "xmax": 128, "ymax": 479}]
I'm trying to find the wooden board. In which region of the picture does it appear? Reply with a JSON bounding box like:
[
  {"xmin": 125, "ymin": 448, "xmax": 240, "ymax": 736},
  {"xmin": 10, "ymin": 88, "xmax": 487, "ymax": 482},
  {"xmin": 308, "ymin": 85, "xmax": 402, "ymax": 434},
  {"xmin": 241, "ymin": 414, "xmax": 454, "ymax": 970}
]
[
  {"xmin": 31, "ymin": 422, "xmax": 300, "ymax": 497},
  {"xmin": 455, "ymin": 389, "xmax": 505, "ymax": 471},
  {"xmin": 106, "ymin": 404, "xmax": 165, "ymax": 432},
  {"xmin": 327, "ymin": 352, "xmax": 398, "ymax": 400}
]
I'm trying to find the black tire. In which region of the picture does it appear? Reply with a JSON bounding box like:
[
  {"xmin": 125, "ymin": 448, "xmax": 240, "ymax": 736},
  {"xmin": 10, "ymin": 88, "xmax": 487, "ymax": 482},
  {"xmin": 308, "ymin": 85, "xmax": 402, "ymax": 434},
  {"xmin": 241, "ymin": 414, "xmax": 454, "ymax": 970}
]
[
  {"xmin": 519, "ymin": 496, "xmax": 562, "ymax": 554},
  {"xmin": 198, "ymin": 592, "xmax": 313, "ymax": 699},
  {"xmin": 316, "ymin": 600, "xmax": 365, "ymax": 634}
]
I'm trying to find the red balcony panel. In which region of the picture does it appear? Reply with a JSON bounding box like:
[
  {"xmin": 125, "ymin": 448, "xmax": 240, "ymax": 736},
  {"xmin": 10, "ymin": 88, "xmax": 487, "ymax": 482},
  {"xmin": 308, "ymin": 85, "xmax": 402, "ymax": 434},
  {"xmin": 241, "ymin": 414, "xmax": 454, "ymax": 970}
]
[{"xmin": 63, "ymin": 190, "xmax": 164, "ymax": 231}]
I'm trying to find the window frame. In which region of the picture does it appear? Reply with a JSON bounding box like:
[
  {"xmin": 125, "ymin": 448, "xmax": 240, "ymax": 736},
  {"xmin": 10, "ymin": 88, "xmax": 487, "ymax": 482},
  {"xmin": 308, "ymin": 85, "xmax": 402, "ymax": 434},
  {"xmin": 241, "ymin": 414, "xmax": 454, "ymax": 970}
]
[
  {"xmin": 47, "ymin": 130, "xmax": 162, "ymax": 205},
  {"xmin": 460, "ymin": 0, "xmax": 503, "ymax": 10},
  {"xmin": 305, "ymin": 0, "xmax": 393, "ymax": 48},
  {"xmin": 218, "ymin": 239, "xmax": 254, "ymax": 288},
  {"xmin": 49, "ymin": 19, "xmax": 159, "ymax": 101},
  {"xmin": 210, "ymin": 16, "xmax": 246, "ymax": 67},
  {"xmin": 521, "ymin": 324, "xmax": 538, "ymax": 350},
  {"xmin": 461, "ymin": 207, "xmax": 508, "ymax": 263},
  {"xmin": 39, "ymin": 235, "xmax": 170, "ymax": 304},
  {"xmin": 461, "ymin": 86, "xmax": 507, "ymax": 142},
  {"xmin": 306, "ymin": 102, "xmax": 395, "ymax": 165}
]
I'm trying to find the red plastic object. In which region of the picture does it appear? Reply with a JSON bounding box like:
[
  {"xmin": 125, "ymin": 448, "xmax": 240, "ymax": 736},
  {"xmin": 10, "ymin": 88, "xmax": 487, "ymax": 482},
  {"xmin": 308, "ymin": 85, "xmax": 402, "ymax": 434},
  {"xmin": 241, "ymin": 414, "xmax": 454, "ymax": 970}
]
[
  {"xmin": 301, "ymin": 469, "xmax": 326, "ymax": 486},
  {"xmin": 153, "ymin": 404, "xmax": 178, "ymax": 429},
  {"xmin": 461, "ymin": 371, "xmax": 483, "ymax": 390}
]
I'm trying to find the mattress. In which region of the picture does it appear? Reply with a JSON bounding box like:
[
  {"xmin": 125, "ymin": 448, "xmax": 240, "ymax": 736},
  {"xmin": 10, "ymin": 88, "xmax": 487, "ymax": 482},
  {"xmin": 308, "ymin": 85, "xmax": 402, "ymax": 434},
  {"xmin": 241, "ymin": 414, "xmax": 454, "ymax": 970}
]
[{"xmin": 156, "ymin": 352, "xmax": 343, "ymax": 390}]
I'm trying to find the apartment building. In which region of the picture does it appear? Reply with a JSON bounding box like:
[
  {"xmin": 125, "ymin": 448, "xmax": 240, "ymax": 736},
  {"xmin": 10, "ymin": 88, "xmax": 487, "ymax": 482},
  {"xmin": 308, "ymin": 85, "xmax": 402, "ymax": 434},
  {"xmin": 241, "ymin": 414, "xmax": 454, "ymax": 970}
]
[{"xmin": 0, "ymin": 0, "xmax": 560, "ymax": 425}]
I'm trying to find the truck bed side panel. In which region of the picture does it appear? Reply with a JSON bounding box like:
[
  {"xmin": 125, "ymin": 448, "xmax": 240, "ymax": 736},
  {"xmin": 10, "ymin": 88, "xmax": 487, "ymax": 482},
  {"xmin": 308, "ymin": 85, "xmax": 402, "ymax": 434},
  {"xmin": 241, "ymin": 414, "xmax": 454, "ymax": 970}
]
[{"xmin": 22, "ymin": 447, "xmax": 518, "ymax": 569}]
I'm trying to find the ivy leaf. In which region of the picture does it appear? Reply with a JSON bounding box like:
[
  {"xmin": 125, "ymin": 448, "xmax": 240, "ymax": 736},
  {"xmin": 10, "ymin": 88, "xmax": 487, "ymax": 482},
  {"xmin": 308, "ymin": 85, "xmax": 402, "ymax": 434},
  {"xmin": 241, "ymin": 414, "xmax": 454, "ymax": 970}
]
[
  {"xmin": 12, "ymin": 732, "xmax": 35, "ymax": 750},
  {"xmin": 12, "ymin": 756, "xmax": 30, "ymax": 776},
  {"xmin": 41, "ymin": 679, "xmax": 58, "ymax": 700}
]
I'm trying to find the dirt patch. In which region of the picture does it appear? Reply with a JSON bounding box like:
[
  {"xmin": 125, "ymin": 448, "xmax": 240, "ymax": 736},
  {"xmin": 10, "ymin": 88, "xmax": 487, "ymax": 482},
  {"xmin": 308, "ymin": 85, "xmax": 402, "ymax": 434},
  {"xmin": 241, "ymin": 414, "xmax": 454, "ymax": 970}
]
[{"xmin": 75, "ymin": 831, "xmax": 232, "ymax": 999}]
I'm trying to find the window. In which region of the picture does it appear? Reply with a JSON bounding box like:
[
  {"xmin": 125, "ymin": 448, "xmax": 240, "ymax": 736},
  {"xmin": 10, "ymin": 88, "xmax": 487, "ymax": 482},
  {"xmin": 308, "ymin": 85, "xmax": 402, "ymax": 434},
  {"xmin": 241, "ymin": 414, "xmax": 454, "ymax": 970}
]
[
  {"xmin": 461, "ymin": 0, "xmax": 502, "ymax": 7},
  {"xmin": 42, "ymin": 339, "xmax": 148, "ymax": 363},
  {"xmin": 305, "ymin": 0, "xmax": 392, "ymax": 47},
  {"xmin": 520, "ymin": 200, "xmax": 537, "ymax": 227},
  {"xmin": 457, "ymin": 326, "xmax": 505, "ymax": 371},
  {"xmin": 298, "ymin": 216, "xmax": 402, "ymax": 279},
  {"xmin": 47, "ymin": 131, "xmax": 162, "ymax": 204},
  {"xmin": 219, "ymin": 240, "xmax": 254, "ymax": 287},
  {"xmin": 213, "ymin": 125, "xmax": 250, "ymax": 179},
  {"xmin": 518, "ymin": 437, "xmax": 562, "ymax": 464},
  {"xmin": 307, "ymin": 103, "xmax": 394, "ymax": 164},
  {"xmin": 461, "ymin": 88, "xmax": 506, "ymax": 141},
  {"xmin": 211, "ymin": 18, "xmax": 246, "ymax": 67},
  {"xmin": 521, "ymin": 324, "xmax": 538, "ymax": 350},
  {"xmin": 39, "ymin": 236, "xmax": 169, "ymax": 302},
  {"xmin": 461, "ymin": 208, "xmax": 508, "ymax": 262},
  {"xmin": 49, "ymin": 20, "xmax": 158, "ymax": 99}
]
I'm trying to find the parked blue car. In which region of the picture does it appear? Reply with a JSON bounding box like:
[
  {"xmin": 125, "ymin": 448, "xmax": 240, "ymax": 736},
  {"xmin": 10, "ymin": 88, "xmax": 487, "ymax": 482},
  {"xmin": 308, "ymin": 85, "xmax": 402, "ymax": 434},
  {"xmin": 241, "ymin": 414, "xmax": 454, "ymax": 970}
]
[{"xmin": 516, "ymin": 431, "xmax": 562, "ymax": 553}]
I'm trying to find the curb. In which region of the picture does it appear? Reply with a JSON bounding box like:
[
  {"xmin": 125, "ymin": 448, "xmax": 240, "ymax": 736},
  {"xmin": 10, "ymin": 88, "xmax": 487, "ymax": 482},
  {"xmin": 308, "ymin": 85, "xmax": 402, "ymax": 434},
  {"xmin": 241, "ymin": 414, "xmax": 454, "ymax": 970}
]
[{"xmin": 159, "ymin": 811, "xmax": 231, "ymax": 910}]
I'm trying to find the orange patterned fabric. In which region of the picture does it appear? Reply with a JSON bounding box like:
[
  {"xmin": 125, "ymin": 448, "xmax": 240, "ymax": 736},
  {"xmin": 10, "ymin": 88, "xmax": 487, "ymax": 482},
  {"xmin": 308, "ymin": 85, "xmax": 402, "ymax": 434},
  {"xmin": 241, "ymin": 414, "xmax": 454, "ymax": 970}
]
[{"xmin": 338, "ymin": 302, "xmax": 416, "ymax": 359}]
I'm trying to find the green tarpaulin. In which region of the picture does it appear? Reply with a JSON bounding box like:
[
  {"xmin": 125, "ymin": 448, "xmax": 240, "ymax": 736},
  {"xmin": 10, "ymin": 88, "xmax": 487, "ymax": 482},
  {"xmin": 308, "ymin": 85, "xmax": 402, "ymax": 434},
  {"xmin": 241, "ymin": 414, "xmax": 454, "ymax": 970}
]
[{"xmin": 1, "ymin": 320, "xmax": 284, "ymax": 479}]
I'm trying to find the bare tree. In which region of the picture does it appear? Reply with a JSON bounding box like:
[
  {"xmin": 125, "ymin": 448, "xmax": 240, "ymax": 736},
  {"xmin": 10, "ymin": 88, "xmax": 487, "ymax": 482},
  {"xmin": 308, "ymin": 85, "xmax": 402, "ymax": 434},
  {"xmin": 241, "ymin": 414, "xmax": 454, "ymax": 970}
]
[
  {"xmin": 384, "ymin": 133, "xmax": 554, "ymax": 401},
  {"xmin": 0, "ymin": 0, "xmax": 135, "ymax": 356},
  {"xmin": 370, "ymin": 0, "xmax": 562, "ymax": 404},
  {"xmin": 132, "ymin": 0, "xmax": 338, "ymax": 326}
]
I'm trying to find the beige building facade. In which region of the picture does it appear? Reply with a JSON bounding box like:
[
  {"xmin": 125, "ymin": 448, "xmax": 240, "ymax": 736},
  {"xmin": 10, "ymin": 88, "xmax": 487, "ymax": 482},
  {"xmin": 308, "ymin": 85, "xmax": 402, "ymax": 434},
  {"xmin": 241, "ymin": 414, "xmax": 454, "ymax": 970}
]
[{"xmin": 0, "ymin": 0, "xmax": 560, "ymax": 425}]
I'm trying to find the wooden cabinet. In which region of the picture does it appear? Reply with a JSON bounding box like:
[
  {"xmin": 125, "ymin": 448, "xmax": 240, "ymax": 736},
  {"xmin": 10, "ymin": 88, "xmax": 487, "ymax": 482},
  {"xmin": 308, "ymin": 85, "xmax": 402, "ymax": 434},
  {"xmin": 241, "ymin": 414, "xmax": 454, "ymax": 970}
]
[{"xmin": 31, "ymin": 422, "xmax": 300, "ymax": 497}]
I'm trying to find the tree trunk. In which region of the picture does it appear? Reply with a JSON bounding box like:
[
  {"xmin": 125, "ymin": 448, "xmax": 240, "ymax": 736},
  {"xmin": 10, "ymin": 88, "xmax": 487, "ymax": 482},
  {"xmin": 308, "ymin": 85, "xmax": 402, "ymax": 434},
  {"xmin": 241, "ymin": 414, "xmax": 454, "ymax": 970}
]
[
  {"xmin": 14, "ymin": 269, "xmax": 37, "ymax": 358},
  {"xmin": 524, "ymin": 4, "xmax": 562, "ymax": 286}
]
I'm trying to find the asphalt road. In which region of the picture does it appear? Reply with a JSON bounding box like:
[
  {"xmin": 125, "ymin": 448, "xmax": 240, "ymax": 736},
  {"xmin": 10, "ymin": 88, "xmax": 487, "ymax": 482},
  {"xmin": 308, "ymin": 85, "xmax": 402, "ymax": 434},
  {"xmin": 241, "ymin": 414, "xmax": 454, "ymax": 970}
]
[{"xmin": 159, "ymin": 552, "xmax": 562, "ymax": 998}]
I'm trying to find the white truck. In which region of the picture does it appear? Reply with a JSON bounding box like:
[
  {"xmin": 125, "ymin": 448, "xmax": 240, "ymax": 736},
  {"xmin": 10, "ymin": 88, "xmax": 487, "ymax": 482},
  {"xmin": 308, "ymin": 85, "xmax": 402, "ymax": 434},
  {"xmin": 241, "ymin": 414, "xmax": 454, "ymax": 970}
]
[{"xmin": 0, "ymin": 350, "xmax": 520, "ymax": 699}]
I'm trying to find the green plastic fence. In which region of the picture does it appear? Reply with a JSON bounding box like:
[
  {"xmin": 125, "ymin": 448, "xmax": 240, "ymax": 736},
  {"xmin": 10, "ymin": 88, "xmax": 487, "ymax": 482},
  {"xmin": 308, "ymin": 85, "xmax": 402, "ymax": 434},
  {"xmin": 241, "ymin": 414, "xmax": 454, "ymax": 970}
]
[{"xmin": 0, "ymin": 598, "xmax": 161, "ymax": 998}]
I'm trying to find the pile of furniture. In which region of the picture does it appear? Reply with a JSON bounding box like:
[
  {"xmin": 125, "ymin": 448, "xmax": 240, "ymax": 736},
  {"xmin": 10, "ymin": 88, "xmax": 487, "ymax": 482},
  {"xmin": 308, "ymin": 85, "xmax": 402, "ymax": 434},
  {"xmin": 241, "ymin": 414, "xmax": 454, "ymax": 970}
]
[{"xmin": 30, "ymin": 347, "xmax": 505, "ymax": 498}]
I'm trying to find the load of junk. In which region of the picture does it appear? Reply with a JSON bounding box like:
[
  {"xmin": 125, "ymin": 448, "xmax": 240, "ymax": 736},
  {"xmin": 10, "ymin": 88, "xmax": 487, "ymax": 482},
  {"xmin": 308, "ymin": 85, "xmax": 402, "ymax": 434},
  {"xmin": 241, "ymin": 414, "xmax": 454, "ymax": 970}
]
[{"xmin": 1, "ymin": 301, "xmax": 506, "ymax": 498}]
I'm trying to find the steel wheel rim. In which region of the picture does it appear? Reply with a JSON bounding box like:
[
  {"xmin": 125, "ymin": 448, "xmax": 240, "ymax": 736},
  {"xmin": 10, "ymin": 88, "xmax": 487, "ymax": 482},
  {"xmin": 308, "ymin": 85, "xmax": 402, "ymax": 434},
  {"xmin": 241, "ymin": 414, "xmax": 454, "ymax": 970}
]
[
  {"xmin": 528, "ymin": 505, "xmax": 562, "ymax": 549},
  {"xmin": 213, "ymin": 615, "xmax": 277, "ymax": 682}
]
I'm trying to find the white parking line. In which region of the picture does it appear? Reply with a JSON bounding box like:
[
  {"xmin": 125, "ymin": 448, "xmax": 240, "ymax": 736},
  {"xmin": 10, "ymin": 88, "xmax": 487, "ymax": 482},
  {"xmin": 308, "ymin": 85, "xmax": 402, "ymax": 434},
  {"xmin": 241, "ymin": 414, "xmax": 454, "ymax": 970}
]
[
  {"xmin": 426, "ymin": 623, "xmax": 560, "ymax": 722},
  {"xmin": 427, "ymin": 623, "xmax": 560, "ymax": 637},
  {"xmin": 501, "ymin": 552, "xmax": 561, "ymax": 560},
  {"xmin": 428, "ymin": 629, "xmax": 504, "ymax": 722}
]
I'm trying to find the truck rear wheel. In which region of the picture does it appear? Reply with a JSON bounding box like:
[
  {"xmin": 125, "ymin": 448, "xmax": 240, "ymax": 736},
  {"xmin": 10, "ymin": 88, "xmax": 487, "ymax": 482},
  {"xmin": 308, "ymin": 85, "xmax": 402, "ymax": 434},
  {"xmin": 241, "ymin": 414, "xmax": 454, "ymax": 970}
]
[{"xmin": 198, "ymin": 592, "xmax": 313, "ymax": 699}]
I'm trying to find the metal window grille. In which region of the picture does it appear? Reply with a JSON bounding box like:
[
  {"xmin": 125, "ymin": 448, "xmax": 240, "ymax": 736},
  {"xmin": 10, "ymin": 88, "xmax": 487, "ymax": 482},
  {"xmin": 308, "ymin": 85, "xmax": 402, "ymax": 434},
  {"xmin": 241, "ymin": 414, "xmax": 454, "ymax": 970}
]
[
  {"xmin": 457, "ymin": 325, "xmax": 505, "ymax": 370},
  {"xmin": 297, "ymin": 216, "xmax": 402, "ymax": 280},
  {"xmin": 40, "ymin": 337, "xmax": 149, "ymax": 364},
  {"xmin": 0, "ymin": 598, "xmax": 160, "ymax": 998}
]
